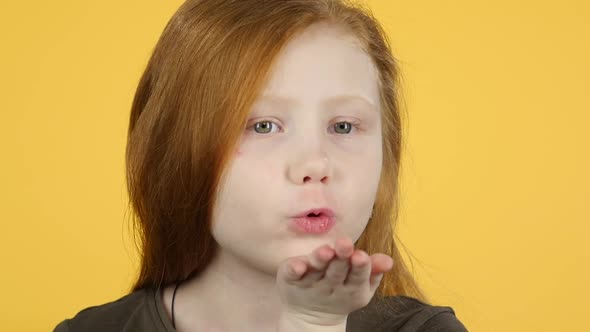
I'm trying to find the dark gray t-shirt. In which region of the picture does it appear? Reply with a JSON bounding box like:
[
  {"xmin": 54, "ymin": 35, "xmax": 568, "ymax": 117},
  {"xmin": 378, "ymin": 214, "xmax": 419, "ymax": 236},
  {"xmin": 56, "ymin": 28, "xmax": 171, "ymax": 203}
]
[{"xmin": 53, "ymin": 287, "xmax": 468, "ymax": 331}]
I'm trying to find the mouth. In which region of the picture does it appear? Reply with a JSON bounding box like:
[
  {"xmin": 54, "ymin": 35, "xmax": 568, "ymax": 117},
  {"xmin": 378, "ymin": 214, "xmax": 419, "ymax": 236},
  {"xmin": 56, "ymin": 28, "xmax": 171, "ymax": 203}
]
[
  {"xmin": 292, "ymin": 208, "xmax": 335, "ymax": 218},
  {"xmin": 289, "ymin": 208, "xmax": 336, "ymax": 234}
]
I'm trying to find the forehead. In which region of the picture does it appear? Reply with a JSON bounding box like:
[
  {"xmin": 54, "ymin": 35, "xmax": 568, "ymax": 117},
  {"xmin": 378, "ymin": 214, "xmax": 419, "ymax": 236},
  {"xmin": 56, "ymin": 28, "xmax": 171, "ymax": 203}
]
[{"xmin": 258, "ymin": 23, "xmax": 380, "ymax": 110}]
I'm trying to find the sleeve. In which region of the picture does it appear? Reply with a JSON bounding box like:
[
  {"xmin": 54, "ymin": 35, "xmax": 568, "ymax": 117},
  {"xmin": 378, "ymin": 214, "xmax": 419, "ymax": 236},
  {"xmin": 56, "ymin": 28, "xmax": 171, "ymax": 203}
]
[
  {"xmin": 53, "ymin": 319, "xmax": 71, "ymax": 332},
  {"xmin": 418, "ymin": 312, "xmax": 469, "ymax": 332}
]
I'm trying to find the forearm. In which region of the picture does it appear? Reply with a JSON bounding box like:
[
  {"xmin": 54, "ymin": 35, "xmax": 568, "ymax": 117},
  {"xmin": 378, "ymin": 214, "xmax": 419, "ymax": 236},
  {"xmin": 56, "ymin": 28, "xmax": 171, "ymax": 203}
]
[{"xmin": 277, "ymin": 313, "xmax": 347, "ymax": 332}]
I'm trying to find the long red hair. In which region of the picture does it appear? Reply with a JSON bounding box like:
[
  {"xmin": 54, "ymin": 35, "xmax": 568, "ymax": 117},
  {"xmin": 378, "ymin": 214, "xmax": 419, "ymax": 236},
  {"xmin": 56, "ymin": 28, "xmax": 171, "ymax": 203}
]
[{"xmin": 126, "ymin": 0, "xmax": 428, "ymax": 303}]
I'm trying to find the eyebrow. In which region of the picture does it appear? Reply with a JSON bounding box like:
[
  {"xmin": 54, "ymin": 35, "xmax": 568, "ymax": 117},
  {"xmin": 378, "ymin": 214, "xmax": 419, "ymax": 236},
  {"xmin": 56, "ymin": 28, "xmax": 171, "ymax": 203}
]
[{"xmin": 256, "ymin": 93, "xmax": 378, "ymax": 111}]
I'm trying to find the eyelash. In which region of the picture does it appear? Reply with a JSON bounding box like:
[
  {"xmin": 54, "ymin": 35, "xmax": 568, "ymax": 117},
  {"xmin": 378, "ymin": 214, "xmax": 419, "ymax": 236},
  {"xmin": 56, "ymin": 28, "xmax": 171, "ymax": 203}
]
[{"xmin": 246, "ymin": 119, "xmax": 361, "ymax": 135}]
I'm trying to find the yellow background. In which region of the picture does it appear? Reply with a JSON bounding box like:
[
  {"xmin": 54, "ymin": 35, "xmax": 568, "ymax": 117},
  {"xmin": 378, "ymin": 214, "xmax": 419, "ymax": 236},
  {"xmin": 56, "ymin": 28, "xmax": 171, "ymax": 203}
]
[{"xmin": 1, "ymin": 0, "xmax": 588, "ymax": 330}]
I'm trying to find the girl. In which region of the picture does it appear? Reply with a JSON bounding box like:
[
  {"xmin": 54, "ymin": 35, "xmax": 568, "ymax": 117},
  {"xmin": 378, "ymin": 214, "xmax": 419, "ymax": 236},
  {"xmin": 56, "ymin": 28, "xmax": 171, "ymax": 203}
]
[{"xmin": 54, "ymin": 0, "xmax": 467, "ymax": 331}]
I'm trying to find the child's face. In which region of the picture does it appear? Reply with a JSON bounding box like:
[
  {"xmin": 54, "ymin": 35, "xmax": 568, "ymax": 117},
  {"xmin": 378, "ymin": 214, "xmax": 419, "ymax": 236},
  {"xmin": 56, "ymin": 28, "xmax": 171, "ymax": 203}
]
[{"xmin": 212, "ymin": 23, "xmax": 383, "ymax": 275}]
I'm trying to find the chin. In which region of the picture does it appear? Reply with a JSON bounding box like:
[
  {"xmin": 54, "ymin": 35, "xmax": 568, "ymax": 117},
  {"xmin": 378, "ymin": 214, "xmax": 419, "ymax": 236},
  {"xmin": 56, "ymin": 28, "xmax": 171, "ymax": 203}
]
[{"xmin": 278, "ymin": 236, "xmax": 335, "ymax": 260}]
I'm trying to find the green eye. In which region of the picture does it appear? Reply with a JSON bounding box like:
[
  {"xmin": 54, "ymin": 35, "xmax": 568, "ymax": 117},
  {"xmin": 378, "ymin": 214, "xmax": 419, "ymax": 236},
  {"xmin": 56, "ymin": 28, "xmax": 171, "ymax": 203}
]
[
  {"xmin": 254, "ymin": 121, "xmax": 274, "ymax": 134},
  {"xmin": 249, "ymin": 120, "xmax": 356, "ymax": 135},
  {"xmin": 334, "ymin": 122, "xmax": 352, "ymax": 134}
]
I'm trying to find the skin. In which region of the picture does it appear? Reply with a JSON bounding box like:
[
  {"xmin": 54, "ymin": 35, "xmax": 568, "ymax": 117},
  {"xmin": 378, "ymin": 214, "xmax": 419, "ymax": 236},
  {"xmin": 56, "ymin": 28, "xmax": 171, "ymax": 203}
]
[
  {"xmin": 162, "ymin": 22, "xmax": 394, "ymax": 332},
  {"xmin": 276, "ymin": 237, "xmax": 394, "ymax": 330}
]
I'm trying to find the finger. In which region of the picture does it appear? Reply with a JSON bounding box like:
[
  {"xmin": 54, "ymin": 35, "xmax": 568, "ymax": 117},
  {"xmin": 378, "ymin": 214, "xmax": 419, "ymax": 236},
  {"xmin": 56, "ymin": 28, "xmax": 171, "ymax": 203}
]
[
  {"xmin": 369, "ymin": 273, "xmax": 384, "ymax": 293},
  {"xmin": 324, "ymin": 255, "xmax": 350, "ymax": 285},
  {"xmin": 368, "ymin": 254, "xmax": 394, "ymax": 293},
  {"xmin": 369, "ymin": 253, "xmax": 394, "ymax": 275},
  {"xmin": 323, "ymin": 237, "xmax": 355, "ymax": 284},
  {"xmin": 343, "ymin": 249, "xmax": 371, "ymax": 287},
  {"xmin": 308, "ymin": 244, "xmax": 336, "ymax": 270},
  {"xmin": 278, "ymin": 257, "xmax": 308, "ymax": 284},
  {"xmin": 334, "ymin": 237, "xmax": 354, "ymax": 259},
  {"xmin": 301, "ymin": 245, "xmax": 335, "ymax": 282}
]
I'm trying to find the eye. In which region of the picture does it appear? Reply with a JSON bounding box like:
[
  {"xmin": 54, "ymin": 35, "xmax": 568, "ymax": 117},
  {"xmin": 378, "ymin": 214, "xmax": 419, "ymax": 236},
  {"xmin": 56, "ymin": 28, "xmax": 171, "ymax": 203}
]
[
  {"xmin": 250, "ymin": 120, "xmax": 280, "ymax": 134},
  {"xmin": 333, "ymin": 121, "xmax": 354, "ymax": 134},
  {"xmin": 246, "ymin": 119, "xmax": 359, "ymax": 135}
]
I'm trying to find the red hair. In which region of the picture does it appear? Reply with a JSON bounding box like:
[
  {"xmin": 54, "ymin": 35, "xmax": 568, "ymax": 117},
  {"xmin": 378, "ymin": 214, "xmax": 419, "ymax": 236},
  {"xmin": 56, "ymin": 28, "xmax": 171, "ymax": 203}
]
[{"xmin": 126, "ymin": 0, "xmax": 428, "ymax": 303}]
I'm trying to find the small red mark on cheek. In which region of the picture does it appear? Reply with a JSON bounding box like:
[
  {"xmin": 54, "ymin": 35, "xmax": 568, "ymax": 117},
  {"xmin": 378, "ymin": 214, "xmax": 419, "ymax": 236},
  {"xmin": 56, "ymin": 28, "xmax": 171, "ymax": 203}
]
[{"xmin": 236, "ymin": 148, "xmax": 243, "ymax": 156}]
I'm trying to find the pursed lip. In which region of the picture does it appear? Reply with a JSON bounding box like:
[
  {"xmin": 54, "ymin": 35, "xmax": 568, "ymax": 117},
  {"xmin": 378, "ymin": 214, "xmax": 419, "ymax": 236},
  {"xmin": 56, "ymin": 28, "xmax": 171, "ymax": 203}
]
[{"xmin": 292, "ymin": 207, "xmax": 335, "ymax": 218}]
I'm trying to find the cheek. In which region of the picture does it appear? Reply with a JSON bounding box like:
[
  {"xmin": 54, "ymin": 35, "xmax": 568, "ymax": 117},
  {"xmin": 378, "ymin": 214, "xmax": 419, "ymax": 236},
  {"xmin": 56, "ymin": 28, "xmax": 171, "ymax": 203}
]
[{"xmin": 235, "ymin": 146, "xmax": 281, "ymax": 177}]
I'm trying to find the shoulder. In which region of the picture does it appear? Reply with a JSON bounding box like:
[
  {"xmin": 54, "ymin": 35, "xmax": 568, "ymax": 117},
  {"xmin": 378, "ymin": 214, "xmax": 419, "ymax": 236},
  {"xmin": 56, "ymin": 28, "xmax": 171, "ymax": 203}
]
[
  {"xmin": 347, "ymin": 295, "xmax": 468, "ymax": 332},
  {"xmin": 52, "ymin": 288, "xmax": 166, "ymax": 332}
]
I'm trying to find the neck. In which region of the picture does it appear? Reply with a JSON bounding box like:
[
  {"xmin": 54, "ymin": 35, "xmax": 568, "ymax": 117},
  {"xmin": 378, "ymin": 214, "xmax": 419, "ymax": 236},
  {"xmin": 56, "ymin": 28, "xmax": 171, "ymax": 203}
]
[{"xmin": 176, "ymin": 249, "xmax": 283, "ymax": 332}]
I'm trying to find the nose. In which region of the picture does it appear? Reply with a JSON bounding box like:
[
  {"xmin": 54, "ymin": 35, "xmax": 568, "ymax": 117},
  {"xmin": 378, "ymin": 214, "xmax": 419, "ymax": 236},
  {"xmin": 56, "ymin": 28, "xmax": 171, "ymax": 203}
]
[{"xmin": 287, "ymin": 150, "xmax": 332, "ymax": 185}]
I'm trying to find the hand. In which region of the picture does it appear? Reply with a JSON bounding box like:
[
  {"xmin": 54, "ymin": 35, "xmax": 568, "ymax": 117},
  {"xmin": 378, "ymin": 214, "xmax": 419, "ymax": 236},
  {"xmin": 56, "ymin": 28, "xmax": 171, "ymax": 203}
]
[{"xmin": 275, "ymin": 236, "xmax": 394, "ymax": 326}]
